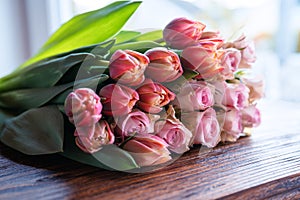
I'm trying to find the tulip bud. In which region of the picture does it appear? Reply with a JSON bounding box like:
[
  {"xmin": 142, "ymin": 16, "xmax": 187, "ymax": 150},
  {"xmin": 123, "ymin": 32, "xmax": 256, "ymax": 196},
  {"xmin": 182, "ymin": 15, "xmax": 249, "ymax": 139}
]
[
  {"xmin": 99, "ymin": 84, "xmax": 139, "ymax": 116},
  {"xmin": 241, "ymin": 105, "xmax": 261, "ymax": 128},
  {"xmin": 181, "ymin": 46, "xmax": 223, "ymax": 80},
  {"xmin": 64, "ymin": 88, "xmax": 102, "ymax": 127},
  {"xmin": 163, "ymin": 17, "xmax": 206, "ymax": 49},
  {"xmin": 75, "ymin": 120, "xmax": 115, "ymax": 153},
  {"xmin": 222, "ymin": 83, "xmax": 249, "ymax": 110},
  {"xmin": 198, "ymin": 31, "xmax": 224, "ymax": 50},
  {"xmin": 155, "ymin": 106, "xmax": 192, "ymax": 154},
  {"xmin": 174, "ymin": 80, "xmax": 214, "ymax": 111},
  {"xmin": 181, "ymin": 108, "xmax": 221, "ymax": 147},
  {"xmin": 241, "ymin": 76, "xmax": 264, "ymax": 103},
  {"xmin": 122, "ymin": 135, "xmax": 172, "ymax": 167},
  {"xmin": 224, "ymin": 34, "xmax": 256, "ymax": 68},
  {"xmin": 136, "ymin": 79, "xmax": 175, "ymax": 113},
  {"xmin": 114, "ymin": 109, "xmax": 151, "ymax": 139},
  {"xmin": 145, "ymin": 48, "xmax": 183, "ymax": 82},
  {"xmin": 219, "ymin": 48, "xmax": 241, "ymax": 80},
  {"xmin": 109, "ymin": 50, "xmax": 149, "ymax": 86},
  {"xmin": 221, "ymin": 109, "xmax": 243, "ymax": 142}
]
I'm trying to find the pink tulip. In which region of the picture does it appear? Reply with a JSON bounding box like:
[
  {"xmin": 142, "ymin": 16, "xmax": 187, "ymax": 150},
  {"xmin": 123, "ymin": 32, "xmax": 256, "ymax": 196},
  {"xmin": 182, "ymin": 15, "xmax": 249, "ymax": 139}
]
[
  {"xmin": 181, "ymin": 46, "xmax": 224, "ymax": 80},
  {"xmin": 109, "ymin": 50, "xmax": 149, "ymax": 86},
  {"xmin": 75, "ymin": 120, "xmax": 115, "ymax": 153},
  {"xmin": 219, "ymin": 48, "xmax": 241, "ymax": 80},
  {"xmin": 174, "ymin": 80, "xmax": 214, "ymax": 111},
  {"xmin": 163, "ymin": 17, "xmax": 206, "ymax": 49},
  {"xmin": 122, "ymin": 135, "xmax": 172, "ymax": 167},
  {"xmin": 155, "ymin": 106, "xmax": 192, "ymax": 154},
  {"xmin": 64, "ymin": 88, "xmax": 102, "ymax": 127},
  {"xmin": 221, "ymin": 109, "xmax": 243, "ymax": 142},
  {"xmin": 181, "ymin": 108, "xmax": 221, "ymax": 147},
  {"xmin": 241, "ymin": 105, "xmax": 261, "ymax": 128},
  {"xmin": 114, "ymin": 109, "xmax": 151, "ymax": 139},
  {"xmin": 222, "ymin": 82, "xmax": 249, "ymax": 110},
  {"xmin": 136, "ymin": 79, "xmax": 175, "ymax": 113},
  {"xmin": 198, "ymin": 31, "xmax": 224, "ymax": 50},
  {"xmin": 145, "ymin": 48, "xmax": 183, "ymax": 82},
  {"xmin": 99, "ymin": 84, "xmax": 139, "ymax": 116},
  {"xmin": 232, "ymin": 34, "xmax": 256, "ymax": 68},
  {"xmin": 241, "ymin": 76, "xmax": 264, "ymax": 103}
]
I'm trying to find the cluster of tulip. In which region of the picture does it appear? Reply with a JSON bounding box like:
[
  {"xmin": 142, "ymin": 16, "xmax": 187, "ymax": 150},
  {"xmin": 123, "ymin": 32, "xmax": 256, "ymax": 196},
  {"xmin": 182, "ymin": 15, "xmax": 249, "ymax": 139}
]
[{"xmin": 64, "ymin": 17, "xmax": 263, "ymax": 167}]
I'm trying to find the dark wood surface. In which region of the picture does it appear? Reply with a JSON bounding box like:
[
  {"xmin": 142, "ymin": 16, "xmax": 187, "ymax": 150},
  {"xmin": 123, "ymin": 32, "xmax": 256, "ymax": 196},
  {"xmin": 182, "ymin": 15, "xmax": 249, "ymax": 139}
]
[{"xmin": 1, "ymin": 100, "xmax": 300, "ymax": 200}]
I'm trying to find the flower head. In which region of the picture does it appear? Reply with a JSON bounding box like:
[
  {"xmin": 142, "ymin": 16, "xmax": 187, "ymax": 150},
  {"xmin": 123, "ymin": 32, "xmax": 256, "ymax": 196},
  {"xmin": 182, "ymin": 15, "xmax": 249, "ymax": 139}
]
[
  {"xmin": 145, "ymin": 47, "xmax": 183, "ymax": 82},
  {"xmin": 181, "ymin": 108, "xmax": 221, "ymax": 147},
  {"xmin": 163, "ymin": 17, "xmax": 206, "ymax": 49},
  {"xmin": 75, "ymin": 120, "xmax": 114, "ymax": 153},
  {"xmin": 181, "ymin": 46, "xmax": 223, "ymax": 80},
  {"xmin": 174, "ymin": 80, "xmax": 214, "ymax": 111},
  {"xmin": 64, "ymin": 88, "xmax": 102, "ymax": 127},
  {"xmin": 109, "ymin": 50, "xmax": 149, "ymax": 86},
  {"xmin": 99, "ymin": 84, "xmax": 139, "ymax": 116},
  {"xmin": 155, "ymin": 106, "xmax": 192, "ymax": 154},
  {"xmin": 136, "ymin": 79, "xmax": 175, "ymax": 113},
  {"xmin": 122, "ymin": 135, "xmax": 172, "ymax": 167}
]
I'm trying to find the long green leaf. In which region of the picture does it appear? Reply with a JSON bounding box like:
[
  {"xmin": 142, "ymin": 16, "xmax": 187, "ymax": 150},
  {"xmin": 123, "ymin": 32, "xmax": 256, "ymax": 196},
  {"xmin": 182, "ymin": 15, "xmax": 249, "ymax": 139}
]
[
  {"xmin": 61, "ymin": 121, "xmax": 139, "ymax": 171},
  {"xmin": 110, "ymin": 41, "xmax": 163, "ymax": 55},
  {"xmin": 115, "ymin": 30, "xmax": 141, "ymax": 44},
  {"xmin": 0, "ymin": 106, "xmax": 64, "ymax": 155},
  {"xmin": 0, "ymin": 108, "xmax": 16, "ymax": 131},
  {"xmin": 0, "ymin": 74, "xmax": 109, "ymax": 111},
  {"xmin": 0, "ymin": 53, "xmax": 96, "ymax": 93},
  {"xmin": 20, "ymin": 1, "xmax": 142, "ymax": 68},
  {"xmin": 128, "ymin": 30, "xmax": 163, "ymax": 43}
]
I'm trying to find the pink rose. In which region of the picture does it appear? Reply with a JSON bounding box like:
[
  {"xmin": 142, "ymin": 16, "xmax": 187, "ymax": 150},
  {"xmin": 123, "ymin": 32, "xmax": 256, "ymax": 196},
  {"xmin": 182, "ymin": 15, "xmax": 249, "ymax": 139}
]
[
  {"xmin": 163, "ymin": 17, "xmax": 206, "ymax": 49},
  {"xmin": 64, "ymin": 88, "xmax": 102, "ymax": 127},
  {"xmin": 155, "ymin": 106, "xmax": 192, "ymax": 154},
  {"xmin": 99, "ymin": 84, "xmax": 139, "ymax": 116},
  {"xmin": 219, "ymin": 48, "xmax": 241, "ymax": 80},
  {"xmin": 241, "ymin": 76, "xmax": 264, "ymax": 103},
  {"xmin": 136, "ymin": 79, "xmax": 175, "ymax": 113},
  {"xmin": 75, "ymin": 120, "xmax": 115, "ymax": 153},
  {"xmin": 122, "ymin": 135, "xmax": 172, "ymax": 167},
  {"xmin": 109, "ymin": 50, "xmax": 149, "ymax": 86},
  {"xmin": 241, "ymin": 105, "xmax": 261, "ymax": 127},
  {"xmin": 114, "ymin": 109, "xmax": 151, "ymax": 139},
  {"xmin": 181, "ymin": 108, "xmax": 221, "ymax": 148},
  {"xmin": 181, "ymin": 46, "xmax": 223, "ymax": 80},
  {"xmin": 145, "ymin": 48, "xmax": 183, "ymax": 82},
  {"xmin": 232, "ymin": 34, "xmax": 256, "ymax": 68},
  {"xmin": 221, "ymin": 109, "xmax": 243, "ymax": 142},
  {"xmin": 222, "ymin": 82, "xmax": 249, "ymax": 110},
  {"xmin": 174, "ymin": 80, "xmax": 214, "ymax": 111}
]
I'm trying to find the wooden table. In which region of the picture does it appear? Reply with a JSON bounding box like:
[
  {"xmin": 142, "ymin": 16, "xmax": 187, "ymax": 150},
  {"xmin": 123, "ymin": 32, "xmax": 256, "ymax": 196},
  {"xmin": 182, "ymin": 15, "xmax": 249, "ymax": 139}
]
[{"xmin": 1, "ymin": 100, "xmax": 300, "ymax": 200}]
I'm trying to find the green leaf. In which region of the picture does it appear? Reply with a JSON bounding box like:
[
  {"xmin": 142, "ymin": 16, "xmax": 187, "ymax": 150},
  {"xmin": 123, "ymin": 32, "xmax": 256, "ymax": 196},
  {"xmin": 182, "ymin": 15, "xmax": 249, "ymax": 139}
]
[
  {"xmin": 0, "ymin": 106, "xmax": 64, "ymax": 155},
  {"xmin": 0, "ymin": 53, "xmax": 96, "ymax": 93},
  {"xmin": 110, "ymin": 41, "xmax": 163, "ymax": 55},
  {"xmin": 0, "ymin": 108, "xmax": 17, "ymax": 131},
  {"xmin": 115, "ymin": 30, "xmax": 141, "ymax": 44},
  {"xmin": 0, "ymin": 74, "xmax": 109, "ymax": 111},
  {"xmin": 19, "ymin": 1, "xmax": 142, "ymax": 68},
  {"xmin": 128, "ymin": 30, "xmax": 163, "ymax": 43},
  {"xmin": 61, "ymin": 121, "xmax": 139, "ymax": 171},
  {"xmin": 0, "ymin": 83, "xmax": 74, "ymax": 111},
  {"xmin": 39, "ymin": 39, "xmax": 116, "ymax": 61}
]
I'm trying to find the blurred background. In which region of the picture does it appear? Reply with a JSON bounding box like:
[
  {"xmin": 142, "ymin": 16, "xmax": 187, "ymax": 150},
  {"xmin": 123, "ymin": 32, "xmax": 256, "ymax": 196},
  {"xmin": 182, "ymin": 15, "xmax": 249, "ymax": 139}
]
[{"xmin": 0, "ymin": 0, "xmax": 299, "ymax": 101}]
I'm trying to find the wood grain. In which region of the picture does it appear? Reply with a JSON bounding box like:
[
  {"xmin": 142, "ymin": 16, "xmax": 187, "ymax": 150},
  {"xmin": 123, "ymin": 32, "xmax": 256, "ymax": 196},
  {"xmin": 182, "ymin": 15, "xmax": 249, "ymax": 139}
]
[{"xmin": 1, "ymin": 100, "xmax": 300, "ymax": 200}]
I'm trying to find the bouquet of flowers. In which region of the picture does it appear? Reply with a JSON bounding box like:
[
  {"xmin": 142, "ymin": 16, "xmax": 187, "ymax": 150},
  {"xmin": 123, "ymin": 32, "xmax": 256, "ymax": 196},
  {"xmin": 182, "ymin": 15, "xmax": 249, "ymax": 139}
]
[{"xmin": 0, "ymin": 1, "xmax": 263, "ymax": 172}]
